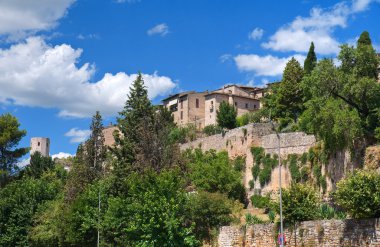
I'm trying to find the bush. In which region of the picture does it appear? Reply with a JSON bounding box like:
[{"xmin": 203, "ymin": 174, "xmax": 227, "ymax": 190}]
[
  {"xmin": 203, "ymin": 124, "xmax": 223, "ymax": 136},
  {"xmin": 236, "ymin": 114, "xmax": 249, "ymax": 127},
  {"xmin": 268, "ymin": 210, "xmax": 276, "ymax": 223},
  {"xmin": 318, "ymin": 203, "xmax": 346, "ymax": 220},
  {"xmin": 245, "ymin": 213, "xmax": 264, "ymax": 225},
  {"xmin": 188, "ymin": 150, "xmax": 247, "ymax": 205},
  {"xmin": 333, "ymin": 170, "xmax": 380, "ymax": 218},
  {"xmin": 251, "ymin": 194, "xmax": 271, "ymax": 210},
  {"xmin": 232, "ymin": 156, "xmax": 246, "ymax": 172},
  {"xmin": 281, "ymin": 183, "xmax": 320, "ymax": 224},
  {"xmin": 186, "ymin": 191, "xmax": 240, "ymax": 241}
]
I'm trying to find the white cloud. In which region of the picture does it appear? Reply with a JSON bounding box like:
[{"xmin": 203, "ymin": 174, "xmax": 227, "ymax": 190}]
[
  {"xmin": 248, "ymin": 28, "xmax": 264, "ymax": 40},
  {"xmin": 52, "ymin": 152, "xmax": 73, "ymax": 159},
  {"xmin": 220, "ymin": 54, "xmax": 232, "ymax": 63},
  {"xmin": 234, "ymin": 54, "xmax": 305, "ymax": 77},
  {"xmin": 65, "ymin": 128, "xmax": 91, "ymax": 143},
  {"xmin": 147, "ymin": 23, "xmax": 169, "ymax": 37},
  {"xmin": 261, "ymin": 0, "xmax": 379, "ymax": 55},
  {"xmin": 352, "ymin": 0, "xmax": 372, "ymax": 12},
  {"xmin": 0, "ymin": 0, "xmax": 75, "ymax": 38},
  {"xmin": 0, "ymin": 37, "xmax": 177, "ymax": 117},
  {"xmin": 77, "ymin": 33, "xmax": 100, "ymax": 40}
]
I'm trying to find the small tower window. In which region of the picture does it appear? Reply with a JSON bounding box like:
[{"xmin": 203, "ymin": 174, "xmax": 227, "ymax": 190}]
[
  {"xmin": 196, "ymin": 98, "xmax": 199, "ymax": 108},
  {"xmin": 245, "ymin": 103, "xmax": 248, "ymax": 108},
  {"xmin": 38, "ymin": 142, "xmax": 40, "ymax": 146},
  {"xmin": 180, "ymin": 111, "xmax": 183, "ymax": 120}
]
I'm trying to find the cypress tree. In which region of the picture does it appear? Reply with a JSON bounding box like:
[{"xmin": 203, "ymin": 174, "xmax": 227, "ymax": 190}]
[
  {"xmin": 112, "ymin": 73, "xmax": 154, "ymax": 177},
  {"xmin": 356, "ymin": 31, "xmax": 378, "ymax": 79},
  {"xmin": 357, "ymin": 31, "xmax": 372, "ymax": 47},
  {"xmin": 86, "ymin": 111, "xmax": 106, "ymax": 172},
  {"xmin": 304, "ymin": 42, "xmax": 317, "ymax": 75}
]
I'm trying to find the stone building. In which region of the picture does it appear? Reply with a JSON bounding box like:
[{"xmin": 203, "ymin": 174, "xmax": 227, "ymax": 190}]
[
  {"xmin": 102, "ymin": 125, "xmax": 119, "ymax": 147},
  {"xmin": 162, "ymin": 91, "xmax": 207, "ymax": 129},
  {"xmin": 30, "ymin": 137, "xmax": 50, "ymax": 157},
  {"xmin": 204, "ymin": 85, "xmax": 261, "ymax": 126},
  {"xmin": 162, "ymin": 85, "xmax": 264, "ymax": 128}
]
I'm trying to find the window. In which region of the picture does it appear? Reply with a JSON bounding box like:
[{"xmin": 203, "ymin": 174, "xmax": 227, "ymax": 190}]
[
  {"xmin": 180, "ymin": 111, "xmax": 183, "ymax": 120},
  {"xmin": 235, "ymin": 102, "xmax": 238, "ymax": 107},
  {"xmin": 196, "ymin": 98, "xmax": 199, "ymax": 108},
  {"xmin": 38, "ymin": 142, "xmax": 40, "ymax": 146},
  {"xmin": 254, "ymin": 104, "xmax": 257, "ymax": 109},
  {"xmin": 245, "ymin": 103, "xmax": 248, "ymax": 108},
  {"xmin": 180, "ymin": 100, "xmax": 183, "ymax": 109},
  {"xmin": 210, "ymin": 101, "xmax": 214, "ymax": 112}
]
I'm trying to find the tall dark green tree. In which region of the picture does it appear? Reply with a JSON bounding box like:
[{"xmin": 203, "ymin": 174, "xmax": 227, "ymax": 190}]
[
  {"xmin": 0, "ymin": 113, "xmax": 28, "ymax": 187},
  {"xmin": 86, "ymin": 111, "xmax": 106, "ymax": 173},
  {"xmin": 112, "ymin": 73, "xmax": 154, "ymax": 168},
  {"xmin": 304, "ymin": 42, "xmax": 317, "ymax": 75},
  {"xmin": 216, "ymin": 101, "xmax": 237, "ymax": 129},
  {"xmin": 355, "ymin": 31, "xmax": 379, "ymax": 79}
]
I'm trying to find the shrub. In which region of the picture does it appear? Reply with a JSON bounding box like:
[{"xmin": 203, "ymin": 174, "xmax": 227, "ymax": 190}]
[
  {"xmin": 251, "ymin": 194, "xmax": 271, "ymax": 209},
  {"xmin": 245, "ymin": 214, "xmax": 264, "ymax": 225},
  {"xmin": 289, "ymin": 154, "xmax": 300, "ymax": 182},
  {"xmin": 232, "ymin": 156, "xmax": 245, "ymax": 172},
  {"xmin": 186, "ymin": 191, "xmax": 239, "ymax": 241},
  {"xmin": 281, "ymin": 183, "xmax": 320, "ymax": 224},
  {"xmin": 318, "ymin": 203, "xmax": 346, "ymax": 220},
  {"xmin": 236, "ymin": 114, "xmax": 250, "ymax": 127},
  {"xmin": 333, "ymin": 170, "xmax": 380, "ymax": 218},
  {"xmin": 268, "ymin": 210, "xmax": 276, "ymax": 223},
  {"xmin": 203, "ymin": 124, "xmax": 223, "ymax": 136}
]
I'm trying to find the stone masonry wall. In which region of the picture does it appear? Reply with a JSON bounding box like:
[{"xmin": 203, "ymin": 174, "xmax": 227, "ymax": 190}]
[
  {"xmin": 180, "ymin": 123, "xmax": 275, "ymax": 158},
  {"xmin": 180, "ymin": 124, "xmax": 315, "ymax": 159},
  {"xmin": 218, "ymin": 218, "xmax": 380, "ymax": 247}
]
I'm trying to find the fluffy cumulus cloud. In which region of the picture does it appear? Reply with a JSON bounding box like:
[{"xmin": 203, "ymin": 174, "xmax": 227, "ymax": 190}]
[
  {"xmin": 234, "ymin": 54, "xmax": 305, "ymax": 77},
  {"xmin": 52, "ymin": 152, "xmax": 73, "ymax": 159},
  {"xmin": 248, "ymin": 28, "xmax": 264, "ymax": 40},
  {"xmin": 0, "ymin": 0, "xmax": 75, "ymax": 39},
  {"xmin": 147, "ymin": 23, "xmax": 169, "ymax": 36},
  {"xmin": 0, "ymin": 37, "xmax": 177, "ymax": 117},
  {"xmin": 65, "ymin": 128, "xmax": 91, "ymax": 143},
  {"xmin": 261, "ymin": 0, "xmax": 378, "ymax": 55}
]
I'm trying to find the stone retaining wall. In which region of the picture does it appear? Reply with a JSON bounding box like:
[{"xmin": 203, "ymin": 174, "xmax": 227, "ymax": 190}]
[{"xmin": 218, "ymin": 218, "xmax": 380, "ymax": 247}]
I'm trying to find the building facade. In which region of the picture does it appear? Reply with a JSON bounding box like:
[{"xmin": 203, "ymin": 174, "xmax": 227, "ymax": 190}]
[
  {"xmin": 30, "ymin": 137, "xmax": 50, "ymax": 157},
  {"xmin": 204, "ymin": 85, "xmax": 261, "ymax": 126},
  {"xmin": 163, "ymin": 85, "xmax": 263, "ymax": 128},
  {"xmin": 162, "ymin": 91, "xmax": 207, "ymax": 129}
]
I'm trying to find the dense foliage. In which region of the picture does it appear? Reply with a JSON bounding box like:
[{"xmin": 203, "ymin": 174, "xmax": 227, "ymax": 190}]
[
  {"xmin": 0, "ymin": 113, "xmax": 28, "ymax": 187},
  {"xmin": 216, "ymin": 101, "xmax": 237, "ymax": 129},
  {"xmin": 333, "ymin": 170, "xmax": 380, "ymax": 219},
  {"xmin": 280, "ymin": 183, "xmax": 320, "ymax": 224}
]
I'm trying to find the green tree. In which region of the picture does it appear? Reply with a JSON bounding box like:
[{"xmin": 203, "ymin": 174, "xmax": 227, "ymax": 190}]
[
  {"xmin": 262, "ymin": 58, "xmax": 304, "ymax": 127},
  {"xmin": 216, "ymin": 101, "xmax": 237, "ymax": 129},
  {"xmin": 304, "ymin": 42, "xmax": 317, "ymax": 75},
  {"xmin": 299, "ymin": 32, "xmax": 380, "ymax": 151},
  {"xmin": 86, "ymin": 111, "xmax": 106, "ymax": 173},
  {"xmin": 0, "ymin": 168, "xmax": 65, "ymax": 246},
  {"xmin": 185, "ymin": 191, "xmax": 239, "ymax": 241},
  {"xmin": 280, "ymin": 183, "xmax": 320, "ymax": 224},
  {"xmin": 25, "ymin": 152, "xmax": 55, "ymax": 179},
  {"xmin": 357, "ymin": 30, "xmax": 372, "ymax": 46},
  {"xmin": 186, "ymin": 150, "xmax": 247, "ymax": 205},
  {"xmin": 103, "ymin": 170, "xmax": 198, "ymax": 246},
  {"xmin": 0, "ymin": 113, "xmax": 28, "ymax": 187},
  {"xmin": 113, "ymin": 73, "xmax": 154, "ymax": 166},
  {"xmin": 333, "ymin": 170, "xmax": 380, "ymax": 218}
]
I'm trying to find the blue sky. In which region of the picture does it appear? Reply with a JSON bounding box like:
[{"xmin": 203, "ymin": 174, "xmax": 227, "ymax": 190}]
[{"xmin": 0, "ymin": 0, "xmax": 379, "ymax": 160}]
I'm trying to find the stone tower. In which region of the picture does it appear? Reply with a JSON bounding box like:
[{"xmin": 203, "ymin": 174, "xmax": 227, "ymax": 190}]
[{"xmin": 30, "ymin": 137, "xmax": 50, "ymax": 157}]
